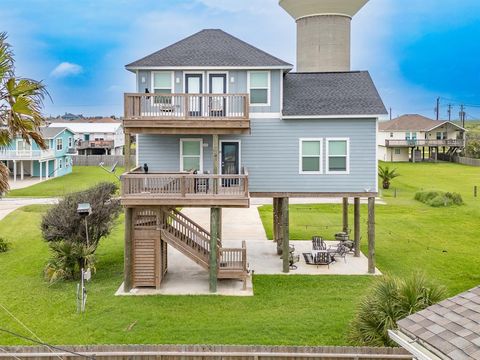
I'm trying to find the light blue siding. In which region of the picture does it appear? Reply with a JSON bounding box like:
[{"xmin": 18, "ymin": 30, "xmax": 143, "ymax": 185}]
[
  {"xmin": 136, "ymin": 69, "xmax": 281, "ymax": 113},
  {"xmin": 137, "ymin": 118, "xmax": 377, "ymax": 193}
]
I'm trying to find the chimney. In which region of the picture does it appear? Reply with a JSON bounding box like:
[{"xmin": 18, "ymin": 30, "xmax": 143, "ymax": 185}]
[{"xmin": 279, "ymin": 0, "xmax": 369, "ymax": 72}]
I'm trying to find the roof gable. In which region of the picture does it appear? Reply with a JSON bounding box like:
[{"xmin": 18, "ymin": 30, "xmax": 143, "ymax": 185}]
[
  {"xmin": 282, "ymin": 71, "xmax": 387, "ymax": 117},
  {"xmin": 126, "ymin": 29, "xmax": 292, "ymax": 69},
  {"xmin": 379, "ymin": 114, "xmax": 466, "ymax": 132},
  {"xmin": 39, "ymin": 127, "xmax": 72, "ymax": 139}
]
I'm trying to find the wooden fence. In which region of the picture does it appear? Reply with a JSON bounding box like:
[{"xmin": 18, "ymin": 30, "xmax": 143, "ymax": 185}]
[
  {"xmin": 72, "ymin": 155, "xmax": 135, "ymax": 167},
  {"xmin": 438, "ymin": 154, "xmax": 480, "ymax": 167},
  {"xmin": 0, "ymin": 344, "xmax": 412, "ymax": 360}
]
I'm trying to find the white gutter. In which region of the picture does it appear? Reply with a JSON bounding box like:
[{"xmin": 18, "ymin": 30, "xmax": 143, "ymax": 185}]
[{"xmin": 388, "ymin": 330, "xmax": 444, "ymax": 360}]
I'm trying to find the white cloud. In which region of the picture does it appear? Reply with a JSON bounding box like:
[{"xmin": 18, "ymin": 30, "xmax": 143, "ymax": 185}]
[
  {"xmin": 50, "ymin": 62, "xmax": 83, "ymax": 78},
  {"xmin": 195, "ymin": 0, "xmax": 275, "ymax": 14}
]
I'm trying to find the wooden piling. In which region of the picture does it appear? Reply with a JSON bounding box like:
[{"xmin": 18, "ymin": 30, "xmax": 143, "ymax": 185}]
[
  {"xmin": 210, "ymin": 207, "xmax": 220, "ymax": 293},
  {"xmin": 281, "ymin": 197, "xmax": 290, "ymax": 273},
  {"xmin": 124, "ymin": 207, "xmax": 133, "ymax": 292},
  {"xmin": 124, "ymin": 134, "xmax": 131, "ymax": 172},
  {"xmin": 354, "ymin": 197, "xmax": 361, "ymax": 258},
  {"xmin": 342, "ymin": 197, "xmax": 349, "ymax": 233},
  {"xmin": 368, "ymin": 197, "xmax": 376, "ymax": 274}
]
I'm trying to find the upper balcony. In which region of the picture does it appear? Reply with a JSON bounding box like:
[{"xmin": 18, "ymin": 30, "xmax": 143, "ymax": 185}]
[
  {"xmin": 120, "ymin": 168, "xmax": 250, "ymax": 208},
  {"xmin": 385, "ymin": 139, "xmax": 466, "ymax": 148},
  {"xmin": 123, "ymin": 93, "xmax": 250, "ymax": 135},
  {"xmin": 77, "ymin": 140, "xmax": 114, "ymax": 150}
]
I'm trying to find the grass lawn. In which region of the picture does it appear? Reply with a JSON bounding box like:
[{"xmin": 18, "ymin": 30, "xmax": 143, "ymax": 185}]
[
  {"xmin": 0, "ymin": 206, "xmax": 370, "ymax": 346},
  {"xmin": 259, "ymin": 162, "xmax": 480, "ymax": 295},
  {"xmin": 7, "ymin": 166, "xmax": 123, "ymax": 198},
  {"xmin": 0, "ymin": 162, "xmax": 479, "ymax": 345}
]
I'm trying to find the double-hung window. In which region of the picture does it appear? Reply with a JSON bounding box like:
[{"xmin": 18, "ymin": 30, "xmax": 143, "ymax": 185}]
[
  {"xmin": 59, "ymin": 159, "xmax": 63, "ymax": 169},
  {"xmin": 180, "ymin": 139, "xmax": 203, "ymax": 172},
  {"xmin": 299, "ymin": 139, "xmax": 322, "ymax": 174},
  {"xmin": 326, "ymin": 138, "xmax": 349, "ymax": 174},
  {"xmin": 56, "ymin": 138, "xmax": 63, "ymax": 151},
  {"xmin": 68, "ymin": 137, "xmax": 73, "ymax": 148},
  {"xmin": 248, "ymin": 71, "xmax": 270, "ymax": 105},
  {"xmin": 153, "ymin": 72, "xmax": 173, "ymax": 104}
]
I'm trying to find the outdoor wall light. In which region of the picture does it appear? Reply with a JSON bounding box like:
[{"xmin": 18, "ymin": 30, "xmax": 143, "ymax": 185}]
[
  {"xmin": 141, "ymin": 76, "xmax": 146, "ymax": 83},
  {"xmin": 176, "ymin": 77, "xmax": 181, "ymax": 84},
  {"xmin": 230, "ymin": 76, "xmax": 235, "ymax": 83}
]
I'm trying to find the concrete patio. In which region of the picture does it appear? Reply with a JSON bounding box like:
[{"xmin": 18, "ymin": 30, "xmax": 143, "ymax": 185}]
[{"xmin": 117, "ymin": 204, "xmax": 380, "ymax": 297}]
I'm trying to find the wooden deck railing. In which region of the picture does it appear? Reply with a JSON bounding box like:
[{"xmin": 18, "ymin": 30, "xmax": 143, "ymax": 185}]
[
  {"xmin": 385, "ymin": 139, "xmax": 466, "ymax": 147},
  {"xmin": 121, "ymin": 171, "xmax": 249, "ymax": 199},
  {"xmin": 219, "ymin": 241, "xmax": 247, "ymax": 271},
  {"xmin": 0, "ymin": 149, "xmax": 55, "ymax": 160},
  {"xmin": 77, "ymin": 140, "xmax": 114, "ymax": 149},
  {"xmin": 124, "ymin": 93, "xmax": 249, "ymax": 120}
]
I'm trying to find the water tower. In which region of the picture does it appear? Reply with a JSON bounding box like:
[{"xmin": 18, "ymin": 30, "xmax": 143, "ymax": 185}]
[{"xmin": 279, "ymin": 0, "xmax": 369, "ymax": 72}]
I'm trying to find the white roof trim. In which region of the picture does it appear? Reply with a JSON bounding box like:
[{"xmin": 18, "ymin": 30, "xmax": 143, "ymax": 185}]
[
  {"xmin": 282, "ymin": 114, "xmax": 381, "ymax": 119},
  {"xmin": 427, "ymin": 121, "xmax": 467, "ymax": 132},
  {"xmin": 388, "ymin": 330, "xmax": 444, "ymax": 360},
  {"xmin": 126, "ymin": 65, "xmax": 293, "ymax": 72}
]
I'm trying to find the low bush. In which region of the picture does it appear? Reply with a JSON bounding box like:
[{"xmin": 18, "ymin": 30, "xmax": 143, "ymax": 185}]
[
  {"xmin": 0, "ymin": 237, "xmax": 9, "ymax": 253},
  {"xmin": 415, "ymin": 191, "xmax": 464, "ymax": 207}
]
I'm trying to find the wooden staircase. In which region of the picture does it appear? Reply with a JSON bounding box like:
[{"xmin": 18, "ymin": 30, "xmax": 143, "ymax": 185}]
[{"xmin": 133, "ymin": 208, "xmax": 248, "ymax": 289}]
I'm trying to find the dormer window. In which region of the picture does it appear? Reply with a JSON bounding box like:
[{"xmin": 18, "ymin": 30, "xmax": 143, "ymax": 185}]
[{"xmin": 248, "ymin": 71, "xmax": 270, "ymax": 106}]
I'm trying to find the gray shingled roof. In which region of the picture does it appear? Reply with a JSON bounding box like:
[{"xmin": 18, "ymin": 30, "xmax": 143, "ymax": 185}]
[
  {"xmin": 379, "ymin": 114, "xmax": 466, "ymax": 132},
  {"xmin": 282, "ymin": 71, "xmax": 387, "ymax": 117},
  {"xmin": 40, "ymin": 127, "xmax": 69, "ymax": 139},
  {"xmin": 397, "ymin": 286, "xmax": 480, "ymax": 360},
  {"xmin": 126, "ymin": 29, "xmax": 292, "ymax": 69}
]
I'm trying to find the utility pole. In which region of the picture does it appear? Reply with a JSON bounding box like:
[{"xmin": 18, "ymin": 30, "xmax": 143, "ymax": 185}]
[
  {"xmin": 460, "ymin": 105, "xmax": 466, "ymax": 128},
  {"xmin": 435, "ymin": 97, "xmax": 440, "ymax": 120},
  {"xmin": 447, "ymin": 104, "xmax": 452, "ymax": 121},
  {"xmin": 389, "ymin": 107, "xmax": 392, "ymax": 121}
]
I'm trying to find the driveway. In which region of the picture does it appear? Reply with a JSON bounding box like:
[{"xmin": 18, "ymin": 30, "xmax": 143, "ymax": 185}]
[{"xmin": 0, "ymin": 198, "xmax": 58, "ymax": 221}]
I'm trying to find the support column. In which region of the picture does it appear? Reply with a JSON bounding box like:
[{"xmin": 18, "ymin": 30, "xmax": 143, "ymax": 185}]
[
  {"xmin": 39, "ymin": 161, "xmax": 42, "ymax": 181},
  {"xmin": 273, "ymin": 198, "xmax": 282, "ymax": 255},
  {"xmin": 13, "ymin": 160, "xmax": 17, "ymax": 183},
  {"xmin": 368, "ymin": 197, "xmax": 376, "ymax": 274},
  {"xmin": 212, "ymin": 134, "xmax": 219, "ymax": 194},
  {"xmin": 435, "ymin": 147, "xmax": 438, "ymax": 163},
  {"xmin": 20, "ymin": 161, "xmax": 24, "ymax": 181},
  {"xmin": 124, "ymin": 207, "xmax": 133, "ymax": 292},
  {"xmin": 30, "ymin": 161, "xmax": 33, "ymax": 176},
  {"xmin": 280, "ymin": 197, "xmax": 290, "ymax": 273},
  {"xmin": 124, "ymin": 134, "xmax": 131, "ymax": 172},
  {"xmin": 210, "ymin": 207, "xmax": 220, "ymax": 293},
  {"xmin": 342, "ymin": 197, "xmax": 349, "ymax": 233},
  {"xmin": 46, "ymin": 161, "xmax": 49, "ymax": 180},
  {"xmin": 354, "ymin": 197, "xmax": 361, "ymax": 258}
]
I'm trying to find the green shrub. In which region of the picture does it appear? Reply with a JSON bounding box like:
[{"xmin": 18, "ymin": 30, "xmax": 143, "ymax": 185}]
[
  {"xmin": 415, "ymin": 191, "xmax": 464, "ymax": 207},
  {"xmin": 0, "ymin": 237, "xmax": 10, "ymax": 253}
]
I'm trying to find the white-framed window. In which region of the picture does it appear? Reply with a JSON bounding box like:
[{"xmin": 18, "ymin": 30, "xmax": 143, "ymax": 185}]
[
  {"xmin": 395, "ymin": 148, "xmax": 401, "ymax": 155},
  {"xmin": 152, "ymin": 71, "xmax": 174, "ymax": 104},
  {"xmin": 68, "ymin": 137, "xmax": 73, "ymax": 148},
  {"xmin": 16, "ymin": 139, "xmax": 31, "ymax": 152},
  {"xmin": 326, "ymin": 138, "xmax": 350, "ymax": 174},
  {"xmin": 59, "ymin": 159, "xmax": 63, "ymax": 169},
  {"xmin": 390, "ymin": 132, "xmax": 394, "ymax": 138},
  {"xmin": 299, "ymin": 138, "xmax": 323, "ymax": 174},
  {"xmin": 56, "ymin": 138, "xmax": 63, "ymax": 151},
  {"xmin": 248, "ymin": 71, "xmax": 270, "ymax": 106},
  {"xmin": 405, "ymin": 132, "xmax": 417, "ymax": 140},
  {"xmin": 180, "ymin": 139, "xmax": 203, "ymax": 172}
]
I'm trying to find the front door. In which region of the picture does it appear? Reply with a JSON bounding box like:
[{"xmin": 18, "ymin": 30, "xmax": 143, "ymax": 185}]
[
  {"xmin": 221, "ymin": 142, "xmax": 240, "ymax": 187},
  {"xmin": 209, "ymin": 74, "xmax": 227, "ymax": 116},
  {"xmin": 185, "ymin": 74, "xmax": 203, "ymax": 116}
]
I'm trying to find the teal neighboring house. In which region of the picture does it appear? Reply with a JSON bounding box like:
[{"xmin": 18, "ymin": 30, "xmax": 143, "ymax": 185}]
[{"xmin": 0, "ymin": 127, "xmax": 75, "ymax": 183}]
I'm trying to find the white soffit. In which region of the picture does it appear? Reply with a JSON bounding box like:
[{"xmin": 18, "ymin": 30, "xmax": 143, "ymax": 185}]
[{"xmin": 279, "ymin": 0, "xmax": 369, "ymax": 19}]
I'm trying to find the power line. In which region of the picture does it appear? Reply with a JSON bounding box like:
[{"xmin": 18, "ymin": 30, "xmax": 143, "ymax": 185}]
[{"xmin": 0, "ymin": 328, "xmax": 96, "ymax": 360}]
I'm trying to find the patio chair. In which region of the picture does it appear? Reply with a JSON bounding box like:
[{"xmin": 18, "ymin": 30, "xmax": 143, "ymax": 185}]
[
  {"xmin": 328, "ymin": 243, "xmax": 348, "ymax": 263},
  {"xmin": 312, "ymin": 236, "xmax": 326, "ymax": 251},
  {"xmin": 302, "ymin": 252, "xmax": 334, "ymax": 268}
]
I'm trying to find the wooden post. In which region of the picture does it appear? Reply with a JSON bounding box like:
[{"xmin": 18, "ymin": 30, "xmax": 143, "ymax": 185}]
[
  {"xmin": 342, "ymin": 197, "xmax": 349, "ymax": 233},
  {"xmin": 124, "ymin": 134, "xmax": 131, "ymax": 172},
  {"xmin": 435, "ymin": 147, "xmax": 438, "ymax": 163},
  {"xmin": 213, "ymin": 135, "xmax": 219, "ymax": 194},
  {"xmin": 281, "ymin": 197, "xmax": 289, "ymax": 273},
  {"xmin": 368, "ymin": 197, "xmax": 376, "ymax": 274},
  {"xmin": 209, "ymin": 207, "xmax": 220, "ymax": 293},
  {"xmin": 124, "ymin": 207, "xmax": 133, "ymax": 292},
  {"xmin": 354, "ymin": 197, "xmax": 361, "ymax": 258},
  {"xmin": 274, "ymin": 198, "xmax": 282, "ymax": 255}
]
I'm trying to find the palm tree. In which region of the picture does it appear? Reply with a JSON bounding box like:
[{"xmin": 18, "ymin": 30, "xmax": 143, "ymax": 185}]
[
  {"xmin": 0, "ymin": 32, "xmax": 48, "ymax": 193},
  {"xmin": 348, "ymin": 272, "xmax": 447, "ymax": 347},
  {"xmin": 378, "ymin": 165, "xmax": 400, "ymax": 189}
]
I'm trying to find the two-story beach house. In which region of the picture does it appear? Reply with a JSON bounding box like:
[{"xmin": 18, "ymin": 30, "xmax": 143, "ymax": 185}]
[
  {"xmin": 120, "ymin": 0, "xmax": 387, "ymax": 293},
  {"xmin": 0, "ymin": 127, "xmax": 75, "ymax": 183},
  {"xmin": 378, "ymin": 114, "xmax": 466, "ymax": 162}
]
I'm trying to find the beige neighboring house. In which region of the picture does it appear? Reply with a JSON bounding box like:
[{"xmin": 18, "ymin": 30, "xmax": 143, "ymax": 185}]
[{"xmin": 378, "ymin": 114, "xmax": 466, "ymax": 162}]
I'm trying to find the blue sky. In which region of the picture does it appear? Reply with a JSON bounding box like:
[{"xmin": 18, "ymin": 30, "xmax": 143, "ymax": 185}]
[{"xmin": 2, "ymin": 0, "xmax": 480, "ymax": 119}]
